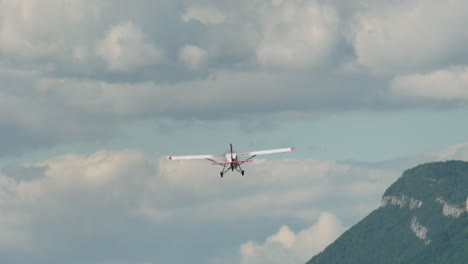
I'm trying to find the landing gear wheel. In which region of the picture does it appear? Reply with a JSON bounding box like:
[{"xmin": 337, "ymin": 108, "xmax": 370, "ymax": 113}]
[
  {"xmin": 241, "ymin": 170, "xmax": 244, "ymax": 176},
  {"xmin": 220, "ymin": 172, "xmax": 223, "ymax": 178}
]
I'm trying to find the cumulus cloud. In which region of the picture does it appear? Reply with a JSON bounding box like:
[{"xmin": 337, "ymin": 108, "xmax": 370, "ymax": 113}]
[
  {"xmin": 255, "ymin": 0, "xmax": 340, "ymax": 69},
  {"xmin": 390, "ymin": 66, "xmax": 468, "ymax": 101},
  {"xmin": 351, "ymin": 0, "xmax": 468, "ymax": 74},
  {"xmin": 0, "ymin": 0, "xmax": 101, "ymax": 58},
  {"xmin": 2, "ymin": 141, "xmax": 468, "ymax": 263},
  {"xmin": 96, "ymin": 22, "xmax": 164, "ymax": 72},
  {"xmin": 0, "ymin": 0, "xmax": 467, "ymax": 165},
  {"xmin": 0, "ymin": 0, "xmax": 109, "ymax": 79},
  {"xmin": 0, "ymin": 149, "xmax": 401, "ymax": 263},
  {"xmin": 0, "ymin": 0, "xmax": 173, "ymax": 76},
  {"xmin": 239, "ymin": 212, "xmax": 345, "ymax": 264},
  {"xmin": 1, "ymin": 0, "xmax": 467, "ymax": 78},
  {"xmin": 0, "ymin": 150, "xmax": 164, "ymax": 261}
]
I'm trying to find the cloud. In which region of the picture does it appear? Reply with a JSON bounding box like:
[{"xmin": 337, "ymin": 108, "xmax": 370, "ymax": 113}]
[
  {"xmin": 255, "ymin": 0, "xmax": 340, "ymax": 69},
  {"xmin": 181, "ymin": 6, "xmax": 225, "ymax": 24},
  {"xmin": 0, "ymin": 0, "xmax": 109, "ymax": 81},
  {"xmin": 429, "ymin": 142, "xmax": 468, "ymax": 161},
  {"xmin": 0, "ymin": 0, "xmax": 102, "ymax": 58},
  {"xmin": 0, "ymin": 0, "xmax": 175, "ymax": 77},
  {"xmin": 0, "ymin": 149, "xmax": 401, "ymax": 263},
  {"xmin": 0, "ymin": 68, "xmax": 389, "ymax": 157},
  {"xmin": 390, "ymin": 66, "xmax": 468, "ymax": 102},
  {"xmin": 239, "ymin": 212, "xmax": 345, "ymax": 264},
  {"xmin": 351, "ymin": 0, "xmax": 468, "ymax": 74},
  {"xmin": 96, "ymin": 21, "xmax": 164, "ymax": 72},
  {"xmin": 0, "ymin": 0, "xmax": 467, "ymax": 159},
  {"xmin": 0, "ymin": 0, "xmax": 341, "ymax": 75},
  {"xmin": 0, "ymin": 1, "xmax": 467, "ymax": 262},
  {"xmin": 179, "ymin": 45, "xmax": 208, "ymax": 70},
  {"xmin": 1, "ymin": 164, "xmax": 46, "ymax": 182},
  {"xmin": 0, "ymin": 150, "xmax": 163, "ymax": 261},
  {"xmin": 1, "ymin": 142, "xmax": 468, "ymax": 263},
  {"xmin": 1, "ymin": 0, "xmax": 467, "ymax": 79}
]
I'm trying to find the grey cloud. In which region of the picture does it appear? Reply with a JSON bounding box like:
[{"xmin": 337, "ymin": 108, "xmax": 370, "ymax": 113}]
[
  {"xmin": 1, "ymin": 164, "xmax": 46, "ymax": 182},
  {"xmin": 96, "ymin": 21, "xmax": 166, "ymax": 72},
  {"xmin": 389, "ymin": 66, "xmax": 468, "ymax": 103},
  {"xmin": 0, "ymin": 67, "xmax": 385, "ymax": 156},
  {"xmin": 3, "ymin": 0, "xmax": 468, "ymax": 80},
  {"xmin": 1, "ymin": 0, "xmax": 468, "ymax": 156},
  {"xmin": 0, "ymin": 149, "xmax": 403, "ymax": 263},
  {"xmin": 0, "ymin": 0, "xmax": 346, "ymax": 82},
  {"xmin": 0, "ymin": 78, "xmax": 119, "ymax": 156},
  {"xmin": 350, "ymin": 0, "xmax": 468, "ymax": 74},
  {"xmin": 254, "ymin": 0, "xmax": 340, "ymax": 69},
  {"xmin": 1, "ymin": 142, "xmax": 467, "ymax": 263}
]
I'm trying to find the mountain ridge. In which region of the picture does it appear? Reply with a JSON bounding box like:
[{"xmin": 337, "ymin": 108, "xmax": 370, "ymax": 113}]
[{"xmin": 307, "ymin": 160, "xmax": 468, "ymax": 264}]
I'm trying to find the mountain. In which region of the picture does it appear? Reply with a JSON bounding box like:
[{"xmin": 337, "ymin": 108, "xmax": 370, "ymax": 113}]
[{"xmin": 307, "ymin": 160, "xmax": 468, "ymax": 264}]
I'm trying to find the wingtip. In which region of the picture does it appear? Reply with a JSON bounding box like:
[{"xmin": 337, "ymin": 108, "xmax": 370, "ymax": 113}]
[
  {"xmin": 290, "ymin": 147, "xmax": 295, "ymax": 151},
  {"xmin": 167, "ymin": 156, "xmax": 172, "ymax": 160}
]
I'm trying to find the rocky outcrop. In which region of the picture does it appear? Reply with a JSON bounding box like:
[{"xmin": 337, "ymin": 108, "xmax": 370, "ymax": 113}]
[
  {"xmin": 381, "ymin": 195, "xmax": 423, "ymax": 210},
  {"xmin": 410, "ymin": 216, "xmax": 431, "ymax": 245},
  {"xmin": 436, "ymin": 197, "xmax": 466, "ymax": 218}
]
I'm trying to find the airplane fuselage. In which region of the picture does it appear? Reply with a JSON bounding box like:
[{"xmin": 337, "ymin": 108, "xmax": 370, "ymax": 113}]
[{"xmin": 226, "ymin": 153, "xmax": 238, "ymax": 170}]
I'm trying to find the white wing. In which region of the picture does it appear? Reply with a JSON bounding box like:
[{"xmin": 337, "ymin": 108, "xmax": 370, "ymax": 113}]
[
  {"xmin": 238, "ymin": 147, "xmax": 295, "ymax": 156},
  {"xmin": 167, "ymin": 154, "xmax": 216, "ymax": 160}
]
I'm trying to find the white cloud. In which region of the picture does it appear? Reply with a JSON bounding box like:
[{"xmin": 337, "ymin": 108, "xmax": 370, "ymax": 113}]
[
  {"xmin": 390, "ymin": 66, "xmax": 468, "ymax": 101},
  {"xmin": 0, "ymin": 0, "xmax": 103, "ymax": 58},
  {"xmin": 255, "ymin": 0, "xmax": 339, "ymax": 69},
  {"xmin": 2, "ymin": 142, "xmax": 468, "ymax": 262},
  {"xmin": 429, "ymin": 142, "xmax": 468, "ymax": 161},
  {"xmin": 239, "ymin": 212, "xmax": 345, "ymax": 264},
  {"xmin": 351, "ymin": 0, "xmax": 468, "ymax": 74},
  {"xmin": 179, "ymin": 45, "xmax": 208, "ymax": 70},
  {"xmin": 181, "ymin": 6, "xmax": 225, "ymax": 24},
  {"xmin": 96, "ymin": 21, "xmax": 164, "ymax": 72},
  {"xmin": 0, "ymin": 149, "xmax": 398, "ymax": 251},
  {"xmin": 0, "ymin": 150, "xmax": 162, "ymax": 251}
]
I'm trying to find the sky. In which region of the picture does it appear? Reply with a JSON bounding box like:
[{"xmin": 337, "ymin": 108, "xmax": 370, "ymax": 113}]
[{"xmin": 1, "ymin": 0, "xmax": 468, "ymax": 263}]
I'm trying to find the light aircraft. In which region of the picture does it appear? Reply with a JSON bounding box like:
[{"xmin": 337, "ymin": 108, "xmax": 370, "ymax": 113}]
[{"xmin": 167, "ymin": 144, "xmax": 294, "ymax": 177}]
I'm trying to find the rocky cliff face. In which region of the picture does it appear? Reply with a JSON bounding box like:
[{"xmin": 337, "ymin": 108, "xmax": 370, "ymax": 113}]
[
  {"xmin": 307, "ymin": 161, "xmax": 468, "ymax": 264},
  {"xmin": 381, "ymin": 195, "xmax": 423, "ymax": 210}
]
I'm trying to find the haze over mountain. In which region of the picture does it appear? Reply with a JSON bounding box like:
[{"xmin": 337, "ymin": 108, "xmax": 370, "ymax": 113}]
[{"xmin": 307, "ymin": 161, "xmax": 468, "ymax": 264}]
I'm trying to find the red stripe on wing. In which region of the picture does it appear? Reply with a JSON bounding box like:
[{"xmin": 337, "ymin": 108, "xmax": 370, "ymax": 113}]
[{"xmin": 212, "ymin": 160, "xmax": 253, "ymax": 165}]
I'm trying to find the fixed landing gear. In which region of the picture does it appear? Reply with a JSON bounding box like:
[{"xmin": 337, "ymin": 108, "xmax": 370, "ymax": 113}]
[{"xmin": 219, "ymin": 164, "xmax": 246, "ymax": 177}]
